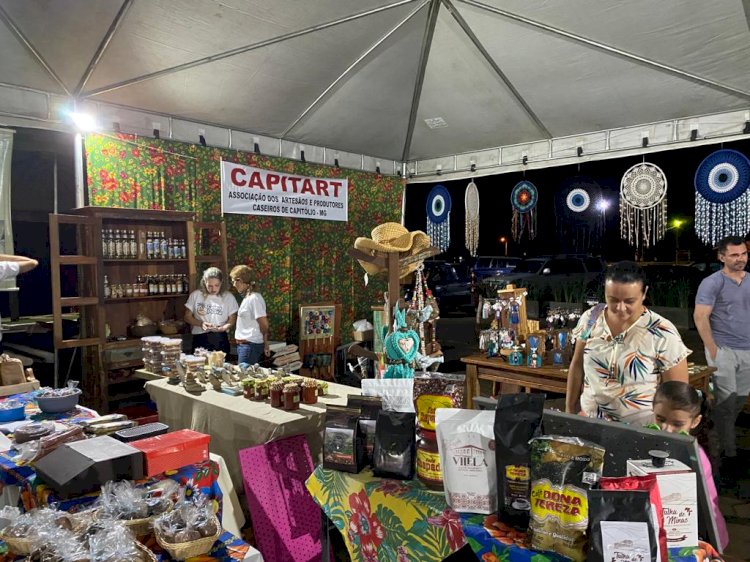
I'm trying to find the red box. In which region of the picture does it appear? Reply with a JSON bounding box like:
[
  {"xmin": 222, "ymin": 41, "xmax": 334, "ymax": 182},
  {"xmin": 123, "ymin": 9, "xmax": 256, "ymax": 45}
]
[{"xmin": 131, "ymin": 429, "xmax": 210, "ymax": 476}]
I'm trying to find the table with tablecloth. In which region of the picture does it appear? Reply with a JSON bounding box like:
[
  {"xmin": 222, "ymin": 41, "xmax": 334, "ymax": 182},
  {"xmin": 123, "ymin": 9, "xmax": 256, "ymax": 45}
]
[
  {"xmin": 460, "ymin": 512, "xmax": 723, "ymax": 562},
  {"xmin": 145, "ymin": 376, "xmax": 359, "ymax": 487},
  {"xmin": 306, "ymin": 466, "xmax": 466, "ymax": 562}
]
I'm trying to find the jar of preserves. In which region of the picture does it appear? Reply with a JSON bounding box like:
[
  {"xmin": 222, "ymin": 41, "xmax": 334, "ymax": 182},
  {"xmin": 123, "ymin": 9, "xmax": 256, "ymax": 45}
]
[
  {"xmin": 302, "ymin": 378, "xmax": 318, "ymax": 404},
  {"xmin": 254, "ymin": 379, "xmax": 270, "ymax": 401},
  {"xmin": 416, "ymin": 429, "xmax": 443, "ymax": 491},
  {"xmin": 242, "ymin": 379, "xmax": 255, "ymax": 400},
  {"xmin": 317, "ymin": 381, "xmax": 328, "ymax": 396},
  {"xmin": 270, "ymin": 381, "xmax": 284, "ymax": 408},
  {"xmin": 283, "ymin": 383, "xmax": 300, "ymax": 411}
]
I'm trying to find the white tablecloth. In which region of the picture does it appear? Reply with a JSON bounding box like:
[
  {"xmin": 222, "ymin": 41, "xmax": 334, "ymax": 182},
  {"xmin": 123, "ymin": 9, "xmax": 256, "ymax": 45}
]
[{"xmin": 145, "ymin": 377, "xmax": 359, "ymax": 489}]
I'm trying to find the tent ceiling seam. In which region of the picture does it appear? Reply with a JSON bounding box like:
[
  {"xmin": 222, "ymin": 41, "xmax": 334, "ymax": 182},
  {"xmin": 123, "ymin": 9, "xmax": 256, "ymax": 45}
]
[
  {"xmin": 401, "ymin": 0, "xmax": 441, "ymax": 162},
  {"xmin": 281, "ymin": 0, "xmax": 430, "ymax": 137},
  {"xmin": 79, "ymin": 0, "xmax": 421, "ymax": 99},
  {"xmin": 443, "ymin": 0, "xmax": 551, "ymax": 139},
  {"xmin": 458, "ymin": 0, "xmax": 750, "ymax": 102},
  {"xmin": 0, "ymin": 4, "xmax": 70, "ymax": 96},
  {"xmin": 73, "ymin": 0, "xmax": 134, "ymax": 98}
]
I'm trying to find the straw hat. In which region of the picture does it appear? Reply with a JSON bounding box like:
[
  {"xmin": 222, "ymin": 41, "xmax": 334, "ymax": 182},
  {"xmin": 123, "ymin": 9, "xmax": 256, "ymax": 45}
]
[{"xmin": 354, "ymin": 222, "xmax": 431, "ymax": 277}]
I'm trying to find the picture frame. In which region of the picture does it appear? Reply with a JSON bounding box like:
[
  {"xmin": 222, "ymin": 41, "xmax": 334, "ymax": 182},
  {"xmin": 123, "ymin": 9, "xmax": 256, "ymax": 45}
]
[{"xmin": 299, "ymin": 303, "xmax": 338, "ymax": 341}]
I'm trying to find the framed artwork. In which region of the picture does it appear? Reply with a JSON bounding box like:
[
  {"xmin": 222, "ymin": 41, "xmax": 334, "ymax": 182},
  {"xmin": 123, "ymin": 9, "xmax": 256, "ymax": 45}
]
[{"xmin": 300, "ymin": 304, "xmax": 336, "ymax": 340}]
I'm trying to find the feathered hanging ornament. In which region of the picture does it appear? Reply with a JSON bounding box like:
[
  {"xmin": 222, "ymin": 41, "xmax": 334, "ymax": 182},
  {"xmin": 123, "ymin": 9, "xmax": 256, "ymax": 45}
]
[
  {"xmin": 556, "ymin": 176, "xmax": 604, "ymax": 252},
  {"xmin": 619, "ymin": 162, "xmax": 668, "ymax": 249},
  {"xmin": 426, "ymin": 184, "xmax": 451, "ymax": 252},
  {"xmin": 464, "ymin": 180, "xmax": 480, "ymax": 256},
  {"xmin": 694, "ymin": 149, "xmax": 750, "ymax": 247},
  {"xmin": 510, "ymin": 180, "xmax": 538, "ymax": 242}
]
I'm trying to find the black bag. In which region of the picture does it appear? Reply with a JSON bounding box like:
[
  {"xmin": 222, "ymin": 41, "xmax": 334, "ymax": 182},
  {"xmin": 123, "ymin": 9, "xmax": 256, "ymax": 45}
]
[
  {"xmin": 347, "ymin": 395, "xmax": 382, "ymax": 467},
  {"xmin": 494, "ymin": 393, "xmax": 545, "ymax": 530},
  {"xmin": 373, "ymin": 411, "xmax": 416, "ymax": 480},
  {"xmin": 323, "ymin": 405, "xmax": 364, "ymax": 473},
  {"xmin": 588, "ymin": 490, "xmax": 658, "ymax": 562}
]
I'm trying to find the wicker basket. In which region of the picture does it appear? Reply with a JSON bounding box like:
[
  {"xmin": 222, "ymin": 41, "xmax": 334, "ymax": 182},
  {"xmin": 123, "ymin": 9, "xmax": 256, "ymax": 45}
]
[
  {"xmin": 94, "ymin": 505, "xmax": 171, "ymax": 537},
  {"xmin": 158, "ymin": 320, "xmax": 185, "ymax": 335},
  {"xmin": 130, "ymin": 324, "xmax": 158, "ymax": 337},
  {"xmin": 154, "ymin": 514, "xmax": 221, "ymax": 560},
  {"xmin": 0, "ymin": 532, "xmax": 32, "ymax": 555},
  {"xmin": 136, "ymin": 541, "xmax": 158, "ymax": 562}
]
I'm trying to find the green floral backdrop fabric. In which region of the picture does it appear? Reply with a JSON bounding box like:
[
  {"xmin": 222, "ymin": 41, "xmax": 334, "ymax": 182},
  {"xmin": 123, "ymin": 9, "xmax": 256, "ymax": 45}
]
[{"xmin": 85, "ymin": 133, "xmax": 404, "ymax": 341}]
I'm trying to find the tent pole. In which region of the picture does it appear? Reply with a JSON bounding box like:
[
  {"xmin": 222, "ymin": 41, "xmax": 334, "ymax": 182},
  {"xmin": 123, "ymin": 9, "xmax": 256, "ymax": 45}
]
[{"xmin": 74, "ymin": 133, "xmax": 84, "ymax": 208}]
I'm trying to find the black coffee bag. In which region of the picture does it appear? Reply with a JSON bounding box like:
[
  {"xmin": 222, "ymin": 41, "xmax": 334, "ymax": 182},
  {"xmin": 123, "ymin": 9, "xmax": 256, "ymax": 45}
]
[
  {"xmin": 373, "ymin": 411, "xmax": 416, "ymax": 480},
  {"xmin": 587, "ymin": 489, "xmax": 658, "ymax": 562},
  {"xmin": 494, "ymin": 393, "xmax": 545, "ymax": 530},
  {"xmin": 347, "ymin": 395, "xmax": 383, "ymax": 467},
  {"xmin": 323, "ymin": 405, "xmax": 364, "ymax": 473}
]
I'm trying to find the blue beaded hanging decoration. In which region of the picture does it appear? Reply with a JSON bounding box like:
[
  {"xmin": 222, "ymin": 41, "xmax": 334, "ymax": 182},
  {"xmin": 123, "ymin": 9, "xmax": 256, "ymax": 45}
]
[
  {"xmin": 694, "ymin": 149, "xmax": 750, "ymax": 247},
  {"xmin": 426, "ymin": 184, "xmax": 451, "ymax": 252}
]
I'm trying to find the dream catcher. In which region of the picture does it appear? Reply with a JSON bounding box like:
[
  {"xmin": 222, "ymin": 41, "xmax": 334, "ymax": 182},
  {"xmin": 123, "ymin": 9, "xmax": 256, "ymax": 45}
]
[
  {"xmin": 510, "ymin": 180, "xmax": 538, "ymax": 242},
  {"xmin": 426, "ymin": 184, "xmax": 451, "ymax": 251},
  {"xmin": 464, "ymin": 180, "xmax": 480, "ymax": 256},
  {"xmin": 694, "ymin": 149, "xmax": 750, "ymax": 247},
  {"xmin": 556, "ymin": 176, "xmax": 604, "ymax": 252},
  {"xmin": 619, "ymin": 162, "xmax": 668, "ymax": 249}
]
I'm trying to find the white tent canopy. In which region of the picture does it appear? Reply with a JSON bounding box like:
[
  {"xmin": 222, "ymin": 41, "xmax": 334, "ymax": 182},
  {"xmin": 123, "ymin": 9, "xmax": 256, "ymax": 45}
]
[{"xmin": 1, "ymin": 0, "xmax": 750, "ymax": 177}]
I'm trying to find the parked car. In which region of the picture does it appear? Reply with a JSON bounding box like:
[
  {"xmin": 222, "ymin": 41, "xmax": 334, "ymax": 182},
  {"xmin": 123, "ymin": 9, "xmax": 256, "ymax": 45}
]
[
  {"xmin": 478, "ymin": 256, "xmax": 605, "ymax": 300},
  {"xmin": 472, "ymin": 256, "xmax": 521, "ymax": 280},
  {"xmin": 416, "ymin": 261, "xmax": 473, "ymax": 312}
]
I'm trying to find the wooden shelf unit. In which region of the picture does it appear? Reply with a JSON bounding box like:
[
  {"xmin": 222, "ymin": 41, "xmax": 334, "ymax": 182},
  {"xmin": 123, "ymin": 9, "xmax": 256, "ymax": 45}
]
[{"xmin": 49, "ymin": 207, "xmax": 227, "ymax": 413}]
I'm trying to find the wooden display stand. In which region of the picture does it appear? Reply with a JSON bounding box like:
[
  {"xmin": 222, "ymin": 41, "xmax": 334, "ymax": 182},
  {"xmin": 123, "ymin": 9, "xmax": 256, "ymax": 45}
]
[
  {"xmin": 49, "ymin": 207, "xmax": 227, "ymax": 413},
  {"xmin": 347, "ymin": 245, "xmax": 441, "ymax": 373},
  {"xmin": 495, "ymin": 284, "xmax": 529, "ymax": 338},
  {"xmin": 298, "ymin": 302, "xmax": 341, "ymax": 381}
]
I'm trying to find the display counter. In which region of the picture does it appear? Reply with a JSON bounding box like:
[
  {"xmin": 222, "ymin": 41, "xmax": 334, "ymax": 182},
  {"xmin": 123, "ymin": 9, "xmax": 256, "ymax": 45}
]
[
  {"xmin": 461, "ymin": 354, "xmax": 714, "ymax": 408},
  {"xmin": 144, "ymin": 375, "xmax": 360, "ymax": 487}
]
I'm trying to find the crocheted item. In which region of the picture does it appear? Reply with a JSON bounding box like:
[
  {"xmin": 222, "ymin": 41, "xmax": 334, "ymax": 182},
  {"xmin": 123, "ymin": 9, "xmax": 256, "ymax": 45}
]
[
  {"xmin": 620, "ymin": 162, "xmax": 667, "ymax": 249},
  {"xmin": 382, "ymin": 306, "xmax": 419, "ymax": 379},
  {"xmin": 464, "ymin": 180, "xmax": 480, "ymax": 256}
]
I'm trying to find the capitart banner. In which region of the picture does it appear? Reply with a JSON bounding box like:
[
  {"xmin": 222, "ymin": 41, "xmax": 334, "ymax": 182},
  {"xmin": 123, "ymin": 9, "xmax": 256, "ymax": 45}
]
[{"xmin": 220, "ymin": 160, "xmax": 348, "ymax": 221}]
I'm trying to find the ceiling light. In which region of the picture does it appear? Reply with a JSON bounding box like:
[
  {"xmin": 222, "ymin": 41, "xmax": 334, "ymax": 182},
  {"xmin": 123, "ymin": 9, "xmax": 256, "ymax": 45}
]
[{"xmin": 70, "ymin": 112, "xmax": 97, "ymax": 132}]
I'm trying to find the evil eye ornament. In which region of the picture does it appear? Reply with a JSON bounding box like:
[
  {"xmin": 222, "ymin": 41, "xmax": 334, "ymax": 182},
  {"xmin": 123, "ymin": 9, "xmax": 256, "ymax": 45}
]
[
  {"xmin": 426, "ymin": 184, "xmax": 451, "ymax": 223},
  {"xmin": 566, "ymin": 188, "xmax": 590, "ymax": 213},
  {"xmin": 695, "ymin": 149, "xmax": 750, "ymax": 204}
]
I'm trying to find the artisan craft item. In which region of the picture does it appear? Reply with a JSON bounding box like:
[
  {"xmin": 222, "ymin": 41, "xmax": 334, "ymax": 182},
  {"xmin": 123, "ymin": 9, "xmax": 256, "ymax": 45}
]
[
  {"xmin": 464, "ymin": 180, "xmax": 480, "ymax": 256},
  {"xmin": 619, "ymin": 162, "xmax": 668, "ymax": 249},
  {"xmin": 353, "ymin": 222, "xmax": 431, "ymax": 279},
  {"xmin": 556, "ymin": 176, "xmax": 605, "ymax": 252},
  {"xmin": 694, "ymin": 149, "xmax": 750, "ymax": 246},
  {"xmin": 383, "ymin": 306, "xmax": 420, "ymax": 379},
  {"xmin": 510, "ymin": 180, "xmax": 538, "ymax": 241},
  {"xmin": 426, "ymin": 184, "xmax": 451, "ymax": 251}
]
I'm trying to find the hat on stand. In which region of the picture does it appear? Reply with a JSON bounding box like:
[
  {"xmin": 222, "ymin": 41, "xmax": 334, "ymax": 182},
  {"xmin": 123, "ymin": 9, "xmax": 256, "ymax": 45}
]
[{"xmin": 354, "ymin": 222, "xmax": 431, "ymax": 278}]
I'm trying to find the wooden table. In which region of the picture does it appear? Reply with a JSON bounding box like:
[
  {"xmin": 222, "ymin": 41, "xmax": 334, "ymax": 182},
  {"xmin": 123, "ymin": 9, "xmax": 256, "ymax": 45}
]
[{"xmin": 461, "ymin": 353, "xmax": 715, "ymax": 408}]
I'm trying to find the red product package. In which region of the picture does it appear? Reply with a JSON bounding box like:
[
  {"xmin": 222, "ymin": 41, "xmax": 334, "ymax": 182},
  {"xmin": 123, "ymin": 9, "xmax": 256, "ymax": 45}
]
[
  {"xmin": 131, "ymin": 429, "xmax": 210, "ymax": 476},
  {"xmin": 600, "ymin": 474, "xmax": 668, "ymax": 562}
]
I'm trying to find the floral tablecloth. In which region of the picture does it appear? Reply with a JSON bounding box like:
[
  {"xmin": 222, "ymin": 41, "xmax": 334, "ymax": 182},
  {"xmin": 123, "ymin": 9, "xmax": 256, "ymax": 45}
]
[
  {"xmin": 306, "ymin": 466, "xmax": 465, "ymax": 562},
  {"xmin": 460, "ymin": 513, "xmax": 724, "ymax": 562}
]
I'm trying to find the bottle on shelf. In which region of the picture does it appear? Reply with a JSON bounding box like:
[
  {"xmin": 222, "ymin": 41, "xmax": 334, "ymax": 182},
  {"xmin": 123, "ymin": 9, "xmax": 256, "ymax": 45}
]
[
  {"xmin": 146, "ymin": 232, "xmax": 154, "ymax": 259},
  {"xmin": 129, "ymin": 230, "xmax": 137, "ymax": 259},
  {"xmin": 102, "ymin": 230, "xmax": 110, "ymax": 258},
  {"xmin": 103, "ymin": 275, "xmax": 111, "ymax": 298},
  {"xmin": 180, "ymin": 238, "xmax": 187, "ymax": 259},
  {"xmin": 138, "ymin": 230, "xmax": 145, "ymax": 258},
  {"xmin": 160, "ymin": 232, "xmax": 168, "ymax": 260},
  {"xmin": 113, "ymin": 229, "xmax": 122, "ymax": 259}
]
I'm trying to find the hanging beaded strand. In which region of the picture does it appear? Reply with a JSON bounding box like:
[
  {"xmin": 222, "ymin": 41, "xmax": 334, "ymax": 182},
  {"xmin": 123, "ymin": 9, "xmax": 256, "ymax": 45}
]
[{"xmin": 414, "ymin": 264, "xmax": 426, "ymax": 356}]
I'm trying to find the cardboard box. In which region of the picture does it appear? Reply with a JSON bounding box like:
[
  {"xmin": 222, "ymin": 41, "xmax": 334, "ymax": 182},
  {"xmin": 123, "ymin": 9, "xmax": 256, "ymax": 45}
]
[
  {"xmin": 353, "ymin": 329, "xmax": 373, "ymax": 342},
  {"xmin": 34, "ymin": 436, "xmax": 144, "ymax": 498},
  {"xmin": 627, "ymin": 458, "xmax": 698, "ymax": 549},
  {"xmin": 131, "ymin": 429, "xmax": 210, "ymax": 476}
]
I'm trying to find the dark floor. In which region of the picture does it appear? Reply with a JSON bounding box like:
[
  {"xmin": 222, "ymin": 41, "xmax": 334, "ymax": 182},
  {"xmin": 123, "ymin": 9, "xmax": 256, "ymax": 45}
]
[{"xmin": 436, "ymin": 313, "xmax": 749, "ymax": 561}]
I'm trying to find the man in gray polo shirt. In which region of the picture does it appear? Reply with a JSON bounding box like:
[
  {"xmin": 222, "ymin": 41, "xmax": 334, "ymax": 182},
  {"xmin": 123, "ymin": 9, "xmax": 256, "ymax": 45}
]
[{"xmin": 694, "ymin": 235, "xmax": 750, "ymax": 467}]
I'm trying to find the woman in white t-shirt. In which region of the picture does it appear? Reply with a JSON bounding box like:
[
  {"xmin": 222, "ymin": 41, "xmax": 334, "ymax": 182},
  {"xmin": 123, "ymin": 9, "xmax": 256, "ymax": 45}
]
[
  {"xmin": 184, "ymin": 267, "xmax": 238, "ymax": 354},
  {"xmin": 229, "ymin": 264, "xmax": 269, "ymax": 366}
]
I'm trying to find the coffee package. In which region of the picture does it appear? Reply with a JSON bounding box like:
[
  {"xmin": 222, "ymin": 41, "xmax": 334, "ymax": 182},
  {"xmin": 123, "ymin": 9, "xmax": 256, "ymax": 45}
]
[
  {"xmin": 323, "ymin": 405, "xmax": 364, "ymax": 473},
  {"xmin": 494, "ymin": 393, "xmax": 545, "ymax": 529},
  {"xmin": 361, "ymin": 378, "xmax": 415, "ymax": 412},
  {"xmin": 435, "ymin": 408, "xmax": 496, "ymax": 514},
  {"xmin": 528, "ymin": 435, "xmax": 605, "ymax": 562},
  {"xmin": 373, "ymin": 411, "xmax": 416, "ymax": 480},
  {"xmin": 587, "ymin": 490, "xmax": 658, "ymax": 562},
  {"xmin": 347, "ymin": 395, "xmax": 382, "ymax": 466}
]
